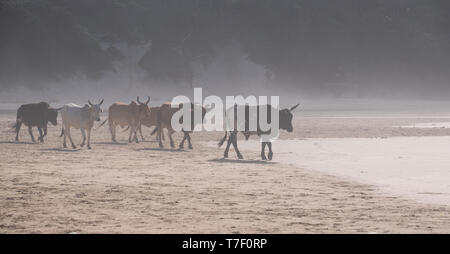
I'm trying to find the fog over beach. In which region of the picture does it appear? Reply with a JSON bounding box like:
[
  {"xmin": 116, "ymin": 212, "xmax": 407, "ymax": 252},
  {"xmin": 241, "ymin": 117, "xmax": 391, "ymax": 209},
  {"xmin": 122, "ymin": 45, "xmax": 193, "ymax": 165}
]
[{"xmin": 1, "ymin": 1, "xmax": 450, "ymax": 233}]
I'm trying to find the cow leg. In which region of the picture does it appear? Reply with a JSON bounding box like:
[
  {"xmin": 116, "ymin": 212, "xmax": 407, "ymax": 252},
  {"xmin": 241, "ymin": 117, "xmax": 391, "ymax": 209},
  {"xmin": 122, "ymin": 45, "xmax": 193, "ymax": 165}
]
[
  {"xmin": 15, "ymin": 121, "xmax": 22, "ymax": 141},
  {"xmin": 133, "ymin": 126, "xmax": 139, "ymax": 143},
  {"xmin": 128, "ymin": 125, "xmax": 139, "ymax": 143},
  {"xmin": 37, "ymin": 127, "xmax": 44, "ymax": 143},
  {"xmin": 267, "ymin": 142, "xmax": 273, "ymax": 160},
  {"xmin": 261, "ymin": 142, "xmax": 267, "ymax": 160},
  {"xmin": 63, "ymin": 126, "xmax": 67, "ymax": 148},
  {"xmin": 80, "ymin": 129, "xmax": 86, "ymax": 147},
  {"xmin": 86, "ymin": 128, "xmax": 92, "ymax": 149},
  {"xmin": 179, "ymin": 132, "xmax": 187, "ymax": 149},
  {"xmin": 42, "ymin": 125, "xmax": 48, "ymax": 141},
  {"xmin": 138, "ymin": 125, "xmax": 144, "ymax": 141},
  {"xmin": 224, "ymin": 132, "xmax": 233, "ymax": 158},
  {"xmin": 158, "ymin": 127, "xmax": 164, "ymax": 148},
  {"xmin": 138, "ymin": 125, "xmax": 145, "ymax": 141},
  {"xmin": 109, "ymin": 121, "xmax": 117, "ymax": 142},
  {"xmin": 231, "ymin": 132, "xmax": 244, "ymax": 159},
  {"xmin": 187, "ymin": 132, "xmax": 193, "ymax": 149},
  {"xmin": 153, "ymin": 127, "xmax": 160, "ymax": 141},
  {"xmin": 66, "ymin": 127, "xmax": 76, "ymax": 149},
  {"xmin": 168, "ymin": 129, "xmax": 175, "ymax": 148},
  {"xmin": 28, "ymin": 126, "xmax": 36, "ymax": 143},
  {"xmin": 128, "ymin": 126, "xmax": 133, "ymax": 143}
]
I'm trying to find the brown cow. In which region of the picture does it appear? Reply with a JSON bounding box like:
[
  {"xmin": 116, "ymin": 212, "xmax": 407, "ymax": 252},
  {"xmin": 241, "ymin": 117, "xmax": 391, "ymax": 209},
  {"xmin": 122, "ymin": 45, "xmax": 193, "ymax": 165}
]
[
  {"xmin": 100, "ymin": 96, "xmax": 150, "ymax": 143},
  {"xmin": 130, "ymin": 106, "xmax": 161, "ymax": 141},
  {"xmin": 154, "ymin": 102, "xmax": 206, "ymax": 149}
]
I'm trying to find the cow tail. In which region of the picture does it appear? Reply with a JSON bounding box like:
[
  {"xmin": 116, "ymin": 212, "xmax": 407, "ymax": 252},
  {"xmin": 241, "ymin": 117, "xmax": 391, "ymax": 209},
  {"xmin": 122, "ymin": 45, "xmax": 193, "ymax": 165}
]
[
  {"xmin": 218, "ymin": 131, "xmax": 228, "ymax": 147},
  {"xmin": 122, "ymin": 126, "xmax": 130, "ymax": 132},
  {"xmin": 150, "ymin": 127, "xmax": 158, "ymax": 136},
  {"xmin": 97, "ymin": 119, "xmax": 108, "ymax": 129},
  {"xmin": 12, "ymin": 116, "xmax": 22, "ymax": 130}
]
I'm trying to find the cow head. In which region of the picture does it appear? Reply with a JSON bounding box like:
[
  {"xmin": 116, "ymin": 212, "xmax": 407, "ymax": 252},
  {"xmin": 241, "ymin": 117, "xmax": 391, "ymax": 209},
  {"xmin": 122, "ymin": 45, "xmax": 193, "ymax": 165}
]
[
  {"xmin": 279, "ymin": 104, "xmax": 299, "ymax": 132},
  {"xmin": 137, "ymin": 96, "xmax": 151, "ymax": 118},
  {"xmin": 45, "ymin": 107, "xmax": 59, "ymax": 126},
  {"xmin": 88, "ymin": 99, "xmax": 104, "ymax": 121}
]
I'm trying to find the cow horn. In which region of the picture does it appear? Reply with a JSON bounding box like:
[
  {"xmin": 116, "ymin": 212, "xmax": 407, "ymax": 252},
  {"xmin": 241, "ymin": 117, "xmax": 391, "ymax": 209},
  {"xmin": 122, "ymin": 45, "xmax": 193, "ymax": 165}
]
[
  {"xmin": 145, "ymin": 96, "xmax": 150, "ymax": 105},
  {"xmin": 88, "ymin": 100, "xmax": 93, "ymax": 106},
  {"xmin": 137, "ymin": 96, "xmax": 142, "ymax": 104},
  {"xmin": 99, "ymin": 99, "xmax": 104, "ymax": 105},
  {"xmin": 289, "ymin": 104, "xmax": 300, "ymax": 112}
]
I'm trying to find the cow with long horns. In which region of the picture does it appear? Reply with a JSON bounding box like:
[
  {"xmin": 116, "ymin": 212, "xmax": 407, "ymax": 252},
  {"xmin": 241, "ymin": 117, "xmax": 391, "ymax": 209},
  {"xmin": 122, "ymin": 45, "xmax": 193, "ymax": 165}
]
[
  {"xmin": 218, "ymin": 103, "xmax": 299, "ymax": 160},
  {"xmin": 60, "ymin": 99, "xmax": 104, "ymax": 149},
  {"xmin": 101, "ymin": 96, "xmax": 151, "ymax": 143}
]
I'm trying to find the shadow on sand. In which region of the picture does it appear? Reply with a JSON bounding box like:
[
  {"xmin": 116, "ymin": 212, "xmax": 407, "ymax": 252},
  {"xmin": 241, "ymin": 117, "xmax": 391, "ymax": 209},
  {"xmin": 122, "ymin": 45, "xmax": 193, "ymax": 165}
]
[
  {"xmin": 40, "ymin": 148, "xmax": 82, "ymax": 152},
  {"xmin": 0, "ymin": 140, "xmax": 40, "ymax": 145},
  {"xmin": 139, "ymin": 140, "xmax": 159, "ymax": 143},
  {"xmin": 92, "ymin": 141, "xmax": 129, "ymax": 145},
  {"xmin": 137, "ymin": 147, "xmax": 189, "ymax": 152},
  {"xmin": 208, "ymin": 158, "xmax": 277, "ymax": 165}
]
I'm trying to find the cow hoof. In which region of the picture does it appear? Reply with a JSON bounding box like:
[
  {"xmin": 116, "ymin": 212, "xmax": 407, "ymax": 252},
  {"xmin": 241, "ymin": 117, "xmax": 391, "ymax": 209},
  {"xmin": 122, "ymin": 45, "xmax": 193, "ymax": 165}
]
[
  {"xmin": 188, "ymin": 145, "xmax": 193, "ymax": 149},
  {"xmin": 237, "ymin": 154, "xmax": 244, "ymax": 160},
  {"xmin": 72, "ymin": 145, "xmax": 77, "ymax": 149},
  {"xmin": 80, "ymin": 143, "xmax": 85, "ymax": 147},
  {"xmin": 87, "ymin": 146, "xmax": 91, "ymax": 150},
  {"xmin": 261, "ymin": 154, "xmax": 267, "ymax": 160},
  {"xmin": 224, "ymin": 153, "xmax": 228, "ymax": 158},
  {"xmin": 15, "ymin": 138, "xmax": 19, "ymax": 142},
  {"xmin": 268, "ymin": 152, "xmax": 273, "ymax": 161}
]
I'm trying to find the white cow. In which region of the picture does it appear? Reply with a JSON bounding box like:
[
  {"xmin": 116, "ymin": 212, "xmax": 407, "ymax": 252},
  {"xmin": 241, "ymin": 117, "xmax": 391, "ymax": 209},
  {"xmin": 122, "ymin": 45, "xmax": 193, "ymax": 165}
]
[{"xmin": 60, "ymin": 100, "xmax": 104, "ymax": 149}]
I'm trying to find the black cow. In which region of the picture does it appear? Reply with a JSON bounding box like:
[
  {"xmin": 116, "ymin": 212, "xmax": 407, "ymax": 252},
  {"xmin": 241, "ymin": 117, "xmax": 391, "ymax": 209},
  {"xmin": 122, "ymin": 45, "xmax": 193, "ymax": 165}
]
[
  {"xmin": 218, "ymin": 103, "xmax": 299, "ymax": 160},
  {"xmin": 13, "ymin": 102, "xmax": 60, "ymax": 142}
]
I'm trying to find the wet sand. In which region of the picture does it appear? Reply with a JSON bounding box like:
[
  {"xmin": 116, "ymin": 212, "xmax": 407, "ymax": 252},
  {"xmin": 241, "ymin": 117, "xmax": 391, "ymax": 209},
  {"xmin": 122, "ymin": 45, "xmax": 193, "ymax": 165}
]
[{"xmin": 232, "ymin": 137, "xmax": 450, "ymax": 206}]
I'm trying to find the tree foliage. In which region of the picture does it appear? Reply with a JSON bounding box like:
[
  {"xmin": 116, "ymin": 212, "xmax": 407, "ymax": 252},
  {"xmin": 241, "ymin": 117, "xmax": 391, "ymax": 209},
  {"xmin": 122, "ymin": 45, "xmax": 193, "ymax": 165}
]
[{"xmin": 1, "ymin": 0, "xmax": 449, "ymax": 94}]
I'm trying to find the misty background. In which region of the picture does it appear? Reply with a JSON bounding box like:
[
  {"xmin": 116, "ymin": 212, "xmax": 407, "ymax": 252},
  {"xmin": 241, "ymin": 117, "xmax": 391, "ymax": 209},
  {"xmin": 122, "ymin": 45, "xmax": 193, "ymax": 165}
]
[{"xmin": 1, "ymin": 0, "xmax": 450, "ymax": 110}]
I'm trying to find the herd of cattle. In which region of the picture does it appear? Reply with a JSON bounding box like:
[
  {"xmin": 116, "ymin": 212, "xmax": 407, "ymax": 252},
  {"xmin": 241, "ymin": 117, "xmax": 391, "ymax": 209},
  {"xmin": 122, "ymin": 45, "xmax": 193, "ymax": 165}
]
[{"xmin": 12, "ymin": 98, "xmax": 299, "ymax": 160}]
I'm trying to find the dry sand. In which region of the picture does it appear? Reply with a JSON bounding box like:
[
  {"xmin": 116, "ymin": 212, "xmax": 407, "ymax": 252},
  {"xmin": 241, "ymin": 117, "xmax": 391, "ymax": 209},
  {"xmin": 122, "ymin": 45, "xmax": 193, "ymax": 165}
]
[{"xmin": 1, "ymin": 112, "xmax": 450, "ymax": 233}]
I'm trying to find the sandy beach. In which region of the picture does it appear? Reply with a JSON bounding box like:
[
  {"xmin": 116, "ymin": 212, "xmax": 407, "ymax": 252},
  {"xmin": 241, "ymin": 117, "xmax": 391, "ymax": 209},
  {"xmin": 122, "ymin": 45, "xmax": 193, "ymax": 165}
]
[
  {"xmin": 1, "ymin": 111, "xmax": 450, "ymax": 233},
  {"xmin": 233, "ymin": 137, "xmax": 450, "ymax": 206}
]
